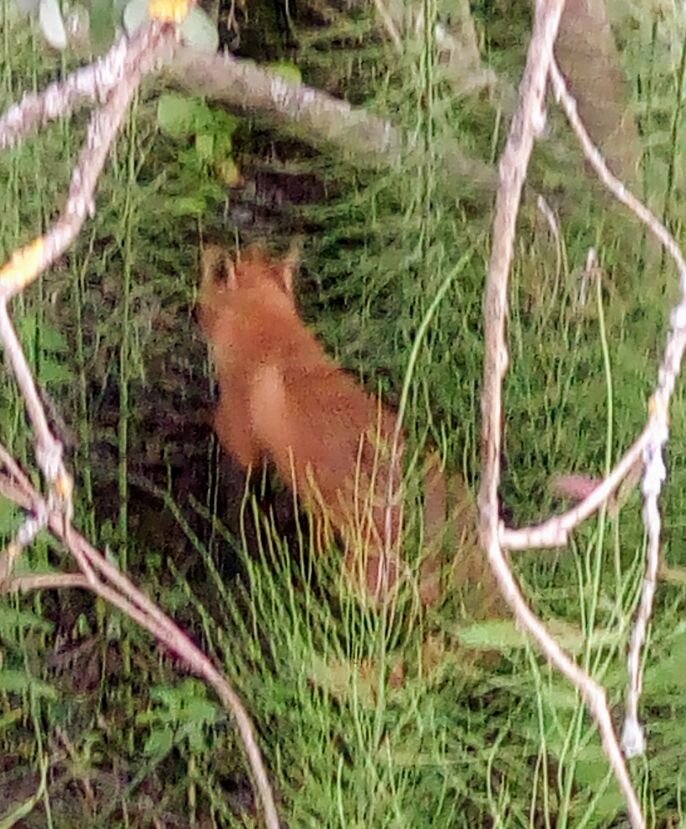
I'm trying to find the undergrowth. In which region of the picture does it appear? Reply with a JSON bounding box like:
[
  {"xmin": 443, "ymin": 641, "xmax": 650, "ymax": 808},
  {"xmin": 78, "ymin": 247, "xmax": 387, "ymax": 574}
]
[{"xmin": 1, "ymin": 0, "xmax": 686, "ymax": 826}]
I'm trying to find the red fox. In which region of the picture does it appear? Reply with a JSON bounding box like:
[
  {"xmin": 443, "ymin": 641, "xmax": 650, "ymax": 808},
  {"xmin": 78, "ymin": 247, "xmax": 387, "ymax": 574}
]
[{"xmin": 197, "ymin": 242, "xmax": 446, "ymax": 604}]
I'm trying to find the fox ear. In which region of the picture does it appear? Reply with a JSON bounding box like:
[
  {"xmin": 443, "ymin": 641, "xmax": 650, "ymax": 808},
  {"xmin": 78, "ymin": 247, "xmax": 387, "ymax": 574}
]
[
  {"xmin": 225, "ymin": 255, "xmax": 238, "ymax": 289},
  {"xmin": 201, "ymin": 245, "xmax": 237, "ymax": 289},
  {"xmin": 280, "ymin": 237, "xmax": 303, "ymax": 296}
]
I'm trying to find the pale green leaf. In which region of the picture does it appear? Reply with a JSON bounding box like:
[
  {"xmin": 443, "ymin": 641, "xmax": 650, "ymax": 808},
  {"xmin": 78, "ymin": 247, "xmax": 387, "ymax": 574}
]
[
  {"xmin": 179, "ymin": 6, "xmax": 218, "ymax": 52},
  {"xmin": 217, "ymin": 158, "xmax": 241, "ymax": 186},
  {"xmin": 40, "ymin": 361, "xmax": 73, "ymax": 385},
  {"xmin": 0, "ymin": 670, "xmax": 57, "ymax": 699},
  {"xmin": 90, "ymin": 0, "xmax": 115, "ymax": 50},
  {"xmin": 457, "ymin": 618, "xmax": 620, "ymax": 654},
  {"xmin": 646, "ymin": 633, "xmax": 686, "ymax": 691},
  {"xmin": 169, "ymin": 196, "xmax": 207, "ymax": 216},
  {"xmin": 38, "ymin": 0, "xmax": 67, "ymax": 49},
  {"xmin": 157, "ymin": 93, "xmax": 205, "ymax": 139},
  {"xmin": 185, "ymin": 698, "xmax": 218, "ymax": 724},
  {"xmin": 122, "ymin": 0, "xmax": 148, "ymax": 36},
  {"xmin": 143, "ymin": 727, "xmax": 174, "ymax": 756},
  {"xmin": 195, "ymin": 131, "xmax": 214, "ymax": 163},
  {"xmin": 0, "ymin": 497, "xmax": 20, "ymax": 535},
  {"xmin": 39, "ymin": 324, "xmax": 69, "ymax": 353}
]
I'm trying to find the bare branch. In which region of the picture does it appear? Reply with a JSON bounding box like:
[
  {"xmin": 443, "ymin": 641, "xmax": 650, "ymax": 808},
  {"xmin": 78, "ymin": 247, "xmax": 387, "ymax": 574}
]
[
  {"xmin": 0, "ymin": 24, "xmax": 176, "ymax": 151},
  {"xmin": 477, "ymin": 0, "xmax": 643, "ymax": 826},
  {"xmin": 0, "ymin": 511, "xmax": 48, "ymax": 576},
  {"xmin": 549, "ymin": 57, "xmax": 686, "ymax": 762},
  {"xmin": 0, "ymin": 442, "xmax": 35, "ymax": 490},
  {"xmin": 502, "ymin": 429, "xmax": 649, "ymax": 550},
  {"xmin": 0, "ymin": 24, "xmax": 178, "ymax": 595},
  {"xmin": 0, "ymin": 23, "xmax": 176, "ymax": 302},
  {"xmin": 0, "ymin": 447, "xmax": 49, "ymax": 583},
  {"xmin": 0, "ymin": 24, "xmax": 179, "ymax": 600},
  {"xmin": 0, "ymin": 25, "xmax": 279, "ymax": 818},
  {"xmin": 3, "ymin": 572, "xmax": 92, "ymax": 592},
  {"xmin": 0, "ymin": 303, "xmax": 67, "ymax": 488},
  {"xmin": 0, "ymin": 466, "xmax": 280, "ymax": 829},
  {"xmin": 549, "ymin": 60, "xmax": 686, "ymax": 276},
  {"xmin": 166, "ymin": 47, "xmax": 497, "ymax": 201}
]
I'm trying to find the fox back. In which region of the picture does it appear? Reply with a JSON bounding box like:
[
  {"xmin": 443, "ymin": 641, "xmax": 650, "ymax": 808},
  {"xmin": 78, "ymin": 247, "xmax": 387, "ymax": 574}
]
[{"xmin": 198, "ymin": 242, "xmax": 405, "ymax": 601}]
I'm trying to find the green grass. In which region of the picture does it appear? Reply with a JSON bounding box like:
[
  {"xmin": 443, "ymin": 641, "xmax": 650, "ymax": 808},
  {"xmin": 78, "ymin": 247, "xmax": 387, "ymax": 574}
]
[{"xmin": 2, "ymin": 0, "xmax": 686, "ymax": 826}]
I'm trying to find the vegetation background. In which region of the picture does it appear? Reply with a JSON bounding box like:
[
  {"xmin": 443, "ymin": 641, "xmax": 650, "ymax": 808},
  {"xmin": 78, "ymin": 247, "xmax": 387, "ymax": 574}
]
[{"xmin": 1, "ymin": 0, "xmax": 686, "ymax": 825}]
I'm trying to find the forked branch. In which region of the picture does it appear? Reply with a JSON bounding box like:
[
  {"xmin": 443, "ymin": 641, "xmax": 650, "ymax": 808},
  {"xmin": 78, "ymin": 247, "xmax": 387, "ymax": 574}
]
[
  {"xmin": 0, "ymin": 24, "xmax": 174, "ymax": 151},
  {"xmin": 503, "ymin": 428, "xmax": 648, "ymax": 550},
  {"xmin": 549, "ymin": 55, "xmax": 686, "ymax": 762},
  {"xmin": 0, "ymin": 18, "xmax": 279, "ymax": 829},
  {"xmin": 0, "ymin": 454, "xmax": 279, "ymax": 828},
  {"xmin": 477, "ymin": 0, "xmax": 643, "ymax": 826}
]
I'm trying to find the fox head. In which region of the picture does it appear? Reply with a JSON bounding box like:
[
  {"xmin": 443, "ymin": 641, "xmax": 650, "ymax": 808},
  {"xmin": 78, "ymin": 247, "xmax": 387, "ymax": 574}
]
[{"xmin": 198, "ymin": 242, "xmax": 301, "ymax": 339}]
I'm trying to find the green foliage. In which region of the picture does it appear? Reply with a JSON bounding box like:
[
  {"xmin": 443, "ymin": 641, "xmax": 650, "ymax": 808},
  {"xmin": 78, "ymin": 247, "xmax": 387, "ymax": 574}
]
[
  {"xmin": 0, "ymin": 499, "xmax": 21, "ymax": 536},
  {"xmin": 17, "ymin": 312, "xmax": 75, "ymax": 386},
  {"xmin": 156, "ymin": 93, "xmax": 242, "ymax": 213},
  {"xmin": 89, "ymin": 0, "xmax": 122, "ymax": 51},
  {"xmin": 265, "ymin": 60, "xmax": 302, "ymax": 84},
  {"xmin": 2, "ymin": 0, "xmax": 686, "ymax": 825},
  {"xmin": 0, "ymin": 605, "xmax": 54, "ymax": 637},
  {"xmin": 137, "ymin": 679, "xmax": 220, "ymax": 756},
  {"xmin": 0, "ymin": 669, "xmax": 57, "ymax": 699},
  {"xmin": 157, "ymin": 93, "xmax": 239, "ymax": 148},
  {"xmin": 12, "ymin": 0, "xmax": 220, "ymax": 55},
  {"xmin": 457, "ymin": 618, "xmax": 623, "ymax": 654}
]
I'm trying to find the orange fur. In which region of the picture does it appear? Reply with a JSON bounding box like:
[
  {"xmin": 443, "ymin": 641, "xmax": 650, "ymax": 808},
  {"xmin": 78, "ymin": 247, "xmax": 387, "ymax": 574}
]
[
  {"xmin": 198, "ymin": 242, "xmax": 409, "ymax": 602},
  {"xmin": 197, "ymin": 242, "xmax": 509, "ymax": 621}
]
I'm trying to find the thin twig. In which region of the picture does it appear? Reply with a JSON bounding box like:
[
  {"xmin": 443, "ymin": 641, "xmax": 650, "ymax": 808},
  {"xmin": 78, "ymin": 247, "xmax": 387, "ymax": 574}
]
[
  {"xmin": 549, "ymin": 56, "xmax": 686, "ymax": 761},
  {"xmin": 0, "ymin": 512, "xmax": 49, "ymax": 583},
  {"xmin": 0, "ymin": 442, "xmax": 34, "ymax": 487},
  {"xmin": 549, "ymin": 60, "xmax": 686, "ymax": 277},
  {"xmin": 2, "ymin": 467, "xmax": 272, "ymax": 812},
  {"xmin": 0, "ymin": 303, "xmax": 66, "ymax": 483},
  {"xmin": 502, "ymin": 428, "xmax": 649, "ymax": 550},
  {"xmin": 0, "ymin": 19, "xmax": 175, "ymax": 605},
  {"xmin": 477, "ymin": 1, "xmax": 644, "ymax": 826},
  {"xmin": 0, "ymin": 22, "xmax": 176, "ymax": 610},
  {"xmin": 0, "ymin": 447, "xmax": 48, "ymax": 583},
  {"xmin": 3, "ymin": 572, "xmax": 92, "ymax": 592},
  {"xmin": 0, "ymin": 23, "xmax": 175, "ymax": 588},
  {"xmin": 0, "ymin": 22, "xmax": 176, "ymax": 542},
  {"xmin": 0, "ymin": 13, "xmax": 278, "ymax": 826},
  {"xmin": 63, "ymin": 529, "xmax": 280, "ymax": 829}
]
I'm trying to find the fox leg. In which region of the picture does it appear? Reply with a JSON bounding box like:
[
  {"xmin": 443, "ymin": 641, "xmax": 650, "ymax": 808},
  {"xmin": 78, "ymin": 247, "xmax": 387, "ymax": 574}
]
[{"xmin": 213, "ymin": 391, "xmax": 262, "ymax": 469}]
